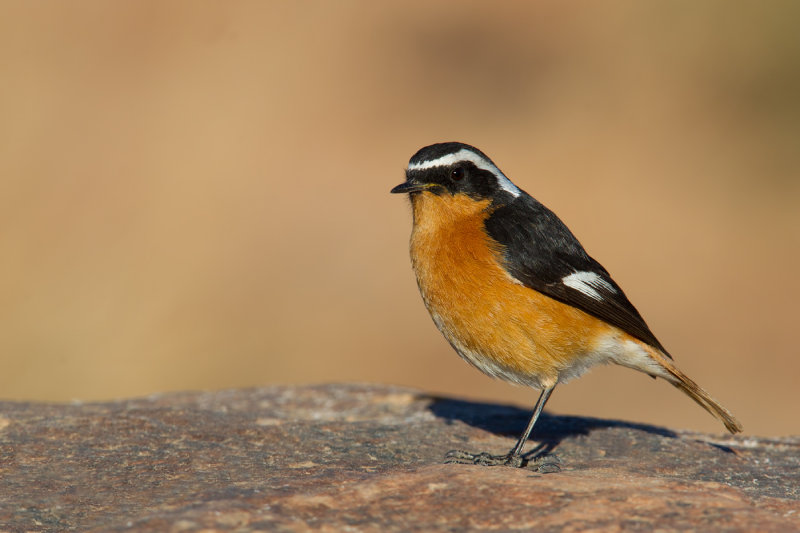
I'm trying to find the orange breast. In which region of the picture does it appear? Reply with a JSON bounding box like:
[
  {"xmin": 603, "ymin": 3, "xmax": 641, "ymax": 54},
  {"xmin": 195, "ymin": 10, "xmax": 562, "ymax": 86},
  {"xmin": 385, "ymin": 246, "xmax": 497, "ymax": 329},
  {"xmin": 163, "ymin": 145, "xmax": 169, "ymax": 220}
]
[{"xmin": 409, "ymin": 192, "xmax": 618, "ymax": 389}]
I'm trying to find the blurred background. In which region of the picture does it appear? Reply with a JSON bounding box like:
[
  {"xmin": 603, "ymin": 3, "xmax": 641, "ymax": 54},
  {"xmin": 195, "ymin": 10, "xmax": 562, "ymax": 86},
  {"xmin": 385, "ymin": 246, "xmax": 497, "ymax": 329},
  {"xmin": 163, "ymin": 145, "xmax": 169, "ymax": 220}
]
[{"xmin": 1, "ymin": 1, "xmax": 798, "ymax": 436}]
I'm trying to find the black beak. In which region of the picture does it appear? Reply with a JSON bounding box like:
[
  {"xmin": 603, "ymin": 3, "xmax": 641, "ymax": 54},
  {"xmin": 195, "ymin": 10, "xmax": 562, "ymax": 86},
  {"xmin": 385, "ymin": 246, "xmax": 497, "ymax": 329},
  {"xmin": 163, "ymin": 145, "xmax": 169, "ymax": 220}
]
[{"xmin": 390, "ymin": 181, "xmax": 428, "ymax": 194}]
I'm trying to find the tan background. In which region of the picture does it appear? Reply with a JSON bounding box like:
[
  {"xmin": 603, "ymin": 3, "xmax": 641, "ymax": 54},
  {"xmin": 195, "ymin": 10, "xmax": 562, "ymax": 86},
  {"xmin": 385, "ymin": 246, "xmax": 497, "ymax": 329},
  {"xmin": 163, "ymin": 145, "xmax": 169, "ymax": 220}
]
[{"xmin": 1, "ymin": 2, "xmax": 798, "ymax": 436}]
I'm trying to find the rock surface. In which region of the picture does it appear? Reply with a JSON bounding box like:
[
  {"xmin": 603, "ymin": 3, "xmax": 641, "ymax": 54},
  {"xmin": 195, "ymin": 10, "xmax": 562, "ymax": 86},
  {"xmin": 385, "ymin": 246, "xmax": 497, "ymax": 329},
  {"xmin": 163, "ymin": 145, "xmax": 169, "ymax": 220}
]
[{"xmin": 0, "ymin": 383, "xmax": 797, "ymax": 532}]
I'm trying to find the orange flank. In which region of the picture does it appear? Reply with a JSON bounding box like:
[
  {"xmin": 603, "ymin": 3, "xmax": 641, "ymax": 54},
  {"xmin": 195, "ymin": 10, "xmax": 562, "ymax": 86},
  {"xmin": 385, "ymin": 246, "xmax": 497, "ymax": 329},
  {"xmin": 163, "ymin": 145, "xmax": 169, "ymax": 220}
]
[{"xmin": 410, "ymin": 191, "xmax": 623, "ymax": 389}]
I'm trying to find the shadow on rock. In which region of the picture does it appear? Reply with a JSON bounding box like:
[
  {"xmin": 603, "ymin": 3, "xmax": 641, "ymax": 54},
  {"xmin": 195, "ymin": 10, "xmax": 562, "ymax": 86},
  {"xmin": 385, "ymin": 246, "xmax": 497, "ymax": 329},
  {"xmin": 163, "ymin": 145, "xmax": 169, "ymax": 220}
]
[{"xmin": 427, "ymin": 395, "xmax": 679, "ymax": 461}]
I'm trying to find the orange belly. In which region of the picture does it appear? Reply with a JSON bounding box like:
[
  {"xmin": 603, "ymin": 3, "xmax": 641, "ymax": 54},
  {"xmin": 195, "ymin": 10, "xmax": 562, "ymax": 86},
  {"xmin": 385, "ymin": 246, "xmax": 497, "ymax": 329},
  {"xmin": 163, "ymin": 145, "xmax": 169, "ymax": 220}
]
[{"xmin": 410, "ymin": 192, "xmax": 619, "ymax": 389}]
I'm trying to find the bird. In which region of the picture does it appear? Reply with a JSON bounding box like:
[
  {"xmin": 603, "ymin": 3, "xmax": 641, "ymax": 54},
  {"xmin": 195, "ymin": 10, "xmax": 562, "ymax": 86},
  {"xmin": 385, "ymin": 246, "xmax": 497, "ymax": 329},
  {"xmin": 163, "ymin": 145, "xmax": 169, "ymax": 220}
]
[{"xmin": 390, "ymin": 142, "xmax": 742, "ymax": 468}]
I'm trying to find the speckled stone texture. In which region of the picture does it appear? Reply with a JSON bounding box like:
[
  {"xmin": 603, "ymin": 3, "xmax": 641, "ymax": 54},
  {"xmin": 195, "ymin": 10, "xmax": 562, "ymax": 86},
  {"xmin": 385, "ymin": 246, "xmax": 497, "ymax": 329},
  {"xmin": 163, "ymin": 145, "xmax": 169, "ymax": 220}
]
[{"xmin": 0, "ymin": 383, "xmax": 797, "ymax": 531}]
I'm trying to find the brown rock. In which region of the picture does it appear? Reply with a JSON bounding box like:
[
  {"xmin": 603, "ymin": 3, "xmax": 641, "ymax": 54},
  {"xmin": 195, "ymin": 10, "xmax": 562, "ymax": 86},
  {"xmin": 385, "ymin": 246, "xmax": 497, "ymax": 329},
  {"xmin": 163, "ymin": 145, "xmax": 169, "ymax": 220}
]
[{"xmin": 0, "ymin": 383, "xmax": 797, "ymax": 531}]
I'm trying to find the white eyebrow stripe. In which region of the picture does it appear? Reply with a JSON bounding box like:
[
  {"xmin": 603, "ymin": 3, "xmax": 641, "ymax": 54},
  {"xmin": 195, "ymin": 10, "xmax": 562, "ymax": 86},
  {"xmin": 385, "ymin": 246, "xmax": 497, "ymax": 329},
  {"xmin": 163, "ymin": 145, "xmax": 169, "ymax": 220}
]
[
  {"xmin": 407, "ymin": 148, "xmax": 521, "ymax": 197},
  {"xmin": 562, "ymin": 271, "xmax": 616, "ymax": 301}
]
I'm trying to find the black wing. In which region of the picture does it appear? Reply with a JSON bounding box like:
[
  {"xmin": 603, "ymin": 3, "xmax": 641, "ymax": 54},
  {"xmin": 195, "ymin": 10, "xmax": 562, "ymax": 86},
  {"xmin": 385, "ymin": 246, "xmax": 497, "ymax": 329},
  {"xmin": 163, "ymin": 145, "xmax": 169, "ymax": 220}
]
[{"xmin": 484, "ymin": 192, "xmax": 670, "ymax": 356}]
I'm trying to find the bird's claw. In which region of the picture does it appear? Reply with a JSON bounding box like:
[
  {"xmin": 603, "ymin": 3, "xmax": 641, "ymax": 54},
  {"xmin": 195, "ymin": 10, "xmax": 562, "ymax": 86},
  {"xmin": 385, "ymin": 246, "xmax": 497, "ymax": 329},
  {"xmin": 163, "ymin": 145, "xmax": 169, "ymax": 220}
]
[{"xmin": 444, "ymin": 449, "xmax": 561, "ymax": 472}]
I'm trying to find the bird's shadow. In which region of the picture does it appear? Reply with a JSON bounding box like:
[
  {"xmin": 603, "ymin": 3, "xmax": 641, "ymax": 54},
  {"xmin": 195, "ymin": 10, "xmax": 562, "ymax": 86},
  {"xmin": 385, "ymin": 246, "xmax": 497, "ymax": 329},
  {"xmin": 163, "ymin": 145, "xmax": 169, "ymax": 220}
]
[{"xmin": 427, "ymin": 395, "xmax": 685, "ymax": 462}]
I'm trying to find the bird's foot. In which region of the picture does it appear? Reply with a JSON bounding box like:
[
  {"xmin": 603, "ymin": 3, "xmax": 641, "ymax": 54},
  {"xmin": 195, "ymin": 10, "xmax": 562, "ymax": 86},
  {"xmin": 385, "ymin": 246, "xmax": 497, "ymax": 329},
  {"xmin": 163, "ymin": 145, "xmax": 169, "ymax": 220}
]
[
  {"xmin": 444, "ymin": 449, "xmax": 522, "ymax": 467},
  {"xmin": 444, "ymin": 449, "xmax": 561, "ymax": 472}
]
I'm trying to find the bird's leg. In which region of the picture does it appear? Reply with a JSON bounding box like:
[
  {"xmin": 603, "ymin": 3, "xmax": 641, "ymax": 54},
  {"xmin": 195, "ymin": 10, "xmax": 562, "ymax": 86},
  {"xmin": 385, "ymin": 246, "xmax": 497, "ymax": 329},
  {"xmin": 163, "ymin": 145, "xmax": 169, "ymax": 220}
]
[{"xmin": 444, "ymin": 386, "xmax": 559, "ymax": 471}]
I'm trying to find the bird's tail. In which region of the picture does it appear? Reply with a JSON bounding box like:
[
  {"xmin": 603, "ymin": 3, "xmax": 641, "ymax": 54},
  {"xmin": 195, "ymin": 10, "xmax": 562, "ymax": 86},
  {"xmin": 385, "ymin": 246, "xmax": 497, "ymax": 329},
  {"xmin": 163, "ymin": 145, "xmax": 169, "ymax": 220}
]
[{"xmin": 646, "ymin": 348, "xmax": 743, "ymax": 434}]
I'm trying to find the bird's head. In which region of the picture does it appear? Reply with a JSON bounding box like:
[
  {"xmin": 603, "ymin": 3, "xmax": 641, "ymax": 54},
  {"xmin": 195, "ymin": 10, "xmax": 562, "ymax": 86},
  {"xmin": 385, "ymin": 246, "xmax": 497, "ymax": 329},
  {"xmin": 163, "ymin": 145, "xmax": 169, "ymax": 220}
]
[{"xmin": 391, "ymin": 142, "xmax": 521, "ymax": 203}]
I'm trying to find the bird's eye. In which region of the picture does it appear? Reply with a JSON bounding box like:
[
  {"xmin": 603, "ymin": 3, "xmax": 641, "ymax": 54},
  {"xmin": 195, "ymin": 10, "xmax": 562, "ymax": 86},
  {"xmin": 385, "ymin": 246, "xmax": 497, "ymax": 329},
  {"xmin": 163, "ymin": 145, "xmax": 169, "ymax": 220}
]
[{"xmin": 450, "ymin": 167, "xmax": 465, "ymax": 181}]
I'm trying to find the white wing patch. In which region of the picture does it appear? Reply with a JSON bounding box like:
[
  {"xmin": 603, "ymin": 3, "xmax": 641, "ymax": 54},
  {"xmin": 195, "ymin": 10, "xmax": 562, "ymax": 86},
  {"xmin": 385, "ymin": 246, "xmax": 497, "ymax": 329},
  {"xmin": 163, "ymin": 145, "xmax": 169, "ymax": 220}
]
[
  {"xmin": 562, "ymin": 271, "xmax": 616, "ymax": 301},
  {"xmin": 406, "ymin": 148, "xmax": 521, "ymax": 197}
]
